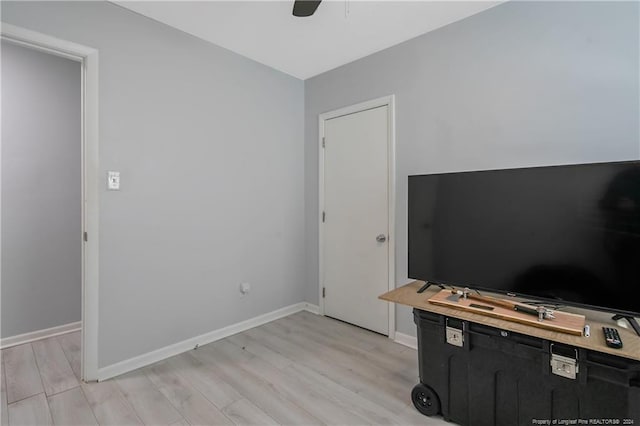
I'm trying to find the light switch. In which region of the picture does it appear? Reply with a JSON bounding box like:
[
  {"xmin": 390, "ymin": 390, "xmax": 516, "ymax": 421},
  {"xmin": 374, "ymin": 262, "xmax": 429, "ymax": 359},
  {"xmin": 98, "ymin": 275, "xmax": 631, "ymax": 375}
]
[{"xmin": 107, "ymin": 171, "xmax": 120, "ymax": 190}]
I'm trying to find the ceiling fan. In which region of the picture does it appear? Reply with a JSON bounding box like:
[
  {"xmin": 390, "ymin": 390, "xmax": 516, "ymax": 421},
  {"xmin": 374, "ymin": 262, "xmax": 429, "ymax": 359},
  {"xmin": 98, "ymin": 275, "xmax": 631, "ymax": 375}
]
[{"xmin": 292, "ymin": 0, "xmax": 322, "ymax": 17}]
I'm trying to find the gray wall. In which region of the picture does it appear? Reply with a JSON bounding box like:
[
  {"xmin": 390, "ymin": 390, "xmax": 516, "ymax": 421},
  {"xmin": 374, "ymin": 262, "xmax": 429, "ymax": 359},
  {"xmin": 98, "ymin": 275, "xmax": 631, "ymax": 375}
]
[
  {"xmin": 304, "ymin": 1, "xmax": 640, "ymax": 336},
  {"xmin": 1, "ymin": 1, "xmax": 305, "ymax": 367},
  {"xmin": 1, "ymin": 41, "xmax": 82, "ymax": 338}
]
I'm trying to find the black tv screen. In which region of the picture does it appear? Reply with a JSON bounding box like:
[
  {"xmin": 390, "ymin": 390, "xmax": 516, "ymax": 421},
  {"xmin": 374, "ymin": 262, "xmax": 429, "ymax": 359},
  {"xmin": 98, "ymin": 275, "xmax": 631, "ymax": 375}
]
[{"xmin": 408, "ymin": 160, "xmax": 640, "ymax": 317}]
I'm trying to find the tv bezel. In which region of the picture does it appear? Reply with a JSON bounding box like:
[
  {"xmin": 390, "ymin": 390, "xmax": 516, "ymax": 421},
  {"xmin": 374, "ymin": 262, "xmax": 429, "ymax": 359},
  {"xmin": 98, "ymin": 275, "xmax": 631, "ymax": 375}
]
[{"xmin": 407, "ymin": 160, "xmax": 640, "ymax": 320}]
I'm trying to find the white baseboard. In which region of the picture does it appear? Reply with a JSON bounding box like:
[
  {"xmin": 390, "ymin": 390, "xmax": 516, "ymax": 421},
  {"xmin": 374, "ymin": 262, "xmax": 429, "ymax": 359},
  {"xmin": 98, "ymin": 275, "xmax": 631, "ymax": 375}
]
[
  {"xmin": 394, "ymin": 332, "xmax": 417, "ymax": 350},
  {"xmin": 302, "ymin": 302, "xmax": 320, "ymax": 315},
  {"xmin": 1, "ymin": 321, "xmax": 82, "ymax": 349},
  {"xmin": 98, "ymin": 302, "xmax": 313, "ymax": 382}
]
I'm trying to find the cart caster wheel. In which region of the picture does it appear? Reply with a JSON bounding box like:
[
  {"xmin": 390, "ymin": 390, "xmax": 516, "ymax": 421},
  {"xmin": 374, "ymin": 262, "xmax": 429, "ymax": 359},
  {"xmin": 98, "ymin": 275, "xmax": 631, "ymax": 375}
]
[{"xmin": 411, "ymin": 383, "xmax": 440, "ymax": 416}]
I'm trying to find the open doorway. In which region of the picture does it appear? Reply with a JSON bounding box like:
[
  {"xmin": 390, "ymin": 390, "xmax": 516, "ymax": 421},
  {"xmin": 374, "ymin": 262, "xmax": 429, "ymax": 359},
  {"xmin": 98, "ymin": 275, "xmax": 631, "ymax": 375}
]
[
  {"xmin": 1, "ymin": 24, "xmax": 99, "ymax": 382},
  {"xmin": 1, "ymin": 38, "xmax": 82, "ymax": 380}
]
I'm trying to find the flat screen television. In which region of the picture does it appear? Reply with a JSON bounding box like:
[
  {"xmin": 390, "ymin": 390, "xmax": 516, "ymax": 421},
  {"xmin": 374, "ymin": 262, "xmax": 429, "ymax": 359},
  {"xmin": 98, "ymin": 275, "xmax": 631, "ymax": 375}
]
[{"xmin": 408, "ymin": 160, "xmax": 640, "ymax": 327}]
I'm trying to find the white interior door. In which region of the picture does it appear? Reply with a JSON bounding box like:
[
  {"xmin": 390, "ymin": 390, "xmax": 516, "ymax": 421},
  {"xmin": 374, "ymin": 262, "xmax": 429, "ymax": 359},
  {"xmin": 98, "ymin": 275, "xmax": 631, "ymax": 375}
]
[{"xmin": 323, "ymin": 105, "xmax": 390, "ymax": 335}]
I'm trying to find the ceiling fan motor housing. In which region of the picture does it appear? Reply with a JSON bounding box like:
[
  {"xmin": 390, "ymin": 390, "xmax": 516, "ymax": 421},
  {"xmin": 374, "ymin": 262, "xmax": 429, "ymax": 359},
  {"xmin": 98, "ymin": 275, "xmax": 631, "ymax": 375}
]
[{"xmin": 293, "ymin": 0, "xmax": 322, "ymax": 17}]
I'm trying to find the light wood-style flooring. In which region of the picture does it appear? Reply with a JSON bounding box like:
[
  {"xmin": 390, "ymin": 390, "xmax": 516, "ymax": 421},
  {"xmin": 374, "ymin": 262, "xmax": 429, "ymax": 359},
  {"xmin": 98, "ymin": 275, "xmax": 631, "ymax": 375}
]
[{"xmin": 1, "ymin": 311, "xmax": 448, "ymax": 425}]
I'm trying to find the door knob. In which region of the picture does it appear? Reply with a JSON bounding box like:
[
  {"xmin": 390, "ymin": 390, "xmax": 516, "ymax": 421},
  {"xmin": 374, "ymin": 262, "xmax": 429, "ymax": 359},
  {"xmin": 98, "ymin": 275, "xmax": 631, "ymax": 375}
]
[{"xmin": 376, "ymin": 234, "xmax": 387, "ymax": 243}]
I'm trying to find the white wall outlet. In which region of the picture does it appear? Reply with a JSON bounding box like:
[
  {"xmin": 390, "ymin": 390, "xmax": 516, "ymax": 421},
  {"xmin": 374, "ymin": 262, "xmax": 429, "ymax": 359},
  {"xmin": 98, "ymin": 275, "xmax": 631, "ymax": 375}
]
[
  {"xmin": 107, "ymin": 171, "xmax": 120, "ymax": 190},
  {"xmin": 240, "ymin": 282, "xmax": 251, "ymax": 295}
]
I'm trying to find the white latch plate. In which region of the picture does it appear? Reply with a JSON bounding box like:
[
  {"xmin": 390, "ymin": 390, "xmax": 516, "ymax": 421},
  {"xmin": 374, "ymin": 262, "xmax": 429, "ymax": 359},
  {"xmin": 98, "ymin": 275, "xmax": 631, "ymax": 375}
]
[
  {"xmin": 446, "ymin": 326, "xmax": 464, "ymax": 347},
  {"xmin": 550, "ymin": 353, "xmax": 578, "ymax": 379}
]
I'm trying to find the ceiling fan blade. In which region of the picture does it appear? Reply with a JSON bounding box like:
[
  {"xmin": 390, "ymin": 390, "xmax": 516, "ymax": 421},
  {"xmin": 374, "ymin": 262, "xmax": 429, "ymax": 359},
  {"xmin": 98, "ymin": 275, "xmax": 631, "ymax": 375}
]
[{"xmin": 292, "ymin": 0, "xmax": 322, "ymax": 17}]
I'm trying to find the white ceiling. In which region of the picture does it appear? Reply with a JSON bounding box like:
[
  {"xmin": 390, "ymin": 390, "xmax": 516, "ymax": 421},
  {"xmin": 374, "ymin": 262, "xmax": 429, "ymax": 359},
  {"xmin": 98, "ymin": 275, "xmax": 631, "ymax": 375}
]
[{"xmin": 115, "ymin": 0, "xmax": 503, "ymax": 80}]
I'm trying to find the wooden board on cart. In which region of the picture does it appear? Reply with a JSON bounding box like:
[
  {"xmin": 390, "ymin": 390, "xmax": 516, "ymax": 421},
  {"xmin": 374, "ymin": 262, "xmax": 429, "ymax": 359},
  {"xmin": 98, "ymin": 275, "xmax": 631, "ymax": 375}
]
[
  {"xmin": 379, "ymin": 281, "xmax": 640, "ymax": 361},
  {"xmin": 427, "ymin": 288, "xmax": 585, "ymax": 336}
]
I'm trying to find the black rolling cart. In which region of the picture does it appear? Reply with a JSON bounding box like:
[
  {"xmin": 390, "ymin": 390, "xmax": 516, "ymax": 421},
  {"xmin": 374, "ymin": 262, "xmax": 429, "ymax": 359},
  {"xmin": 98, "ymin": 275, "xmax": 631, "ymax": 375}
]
[{"xmin": 410, "ymin": 308, "xmax": 640, "ymax": 426}]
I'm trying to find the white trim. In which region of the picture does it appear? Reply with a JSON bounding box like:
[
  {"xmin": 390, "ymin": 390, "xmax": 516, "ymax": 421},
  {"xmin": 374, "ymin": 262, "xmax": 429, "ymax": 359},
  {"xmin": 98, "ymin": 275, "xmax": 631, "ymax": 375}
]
[
  {"xmin": 318, "ymin": 112, "xmax": 326, "ymax": 315},
  {"xmin": 303, "ymin": 303, "xmax": 321, "ymax": 315},
  {"xmin": 318, "ymin": 95, "xmax": 397, "ymax": 339},
  {"xmin": 1, "ymin": 23, "xmax": 100, "ymax": 382},
  {"xmin": 0, "ymin": 24, "xmax": 95, "ymax": 58},
  {"xmin": 394, "ymin": 332, "xmax": 418, "ymax": 350},
  {"xmin": 1, "ymin": 322, "xmax": 82, "ymax": 349},
  {"xmin": 387, "ymin": 96, "xmax": 397, "ymax": 341},
  {"xmin": 97, "ymin": 302, "xmax": 311, "ymax": 382}
]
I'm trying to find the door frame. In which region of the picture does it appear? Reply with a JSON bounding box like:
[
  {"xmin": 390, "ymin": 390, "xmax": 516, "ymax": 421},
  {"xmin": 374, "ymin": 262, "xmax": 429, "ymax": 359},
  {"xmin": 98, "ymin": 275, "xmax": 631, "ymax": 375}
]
[
  {"xmin": 318, "ymin": 95, "xmax": 396, "ymax": 339},
  {"xmin": 1, "ymin": 23, "xmax": 100, "ymax": 381}
]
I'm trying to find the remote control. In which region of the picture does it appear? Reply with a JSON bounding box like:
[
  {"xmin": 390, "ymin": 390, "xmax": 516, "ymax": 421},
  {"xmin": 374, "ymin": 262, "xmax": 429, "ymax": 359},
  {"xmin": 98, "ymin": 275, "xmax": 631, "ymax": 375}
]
[{"xmin": 602, "ymin": 327, "xmax": 623, "ymax": 349}]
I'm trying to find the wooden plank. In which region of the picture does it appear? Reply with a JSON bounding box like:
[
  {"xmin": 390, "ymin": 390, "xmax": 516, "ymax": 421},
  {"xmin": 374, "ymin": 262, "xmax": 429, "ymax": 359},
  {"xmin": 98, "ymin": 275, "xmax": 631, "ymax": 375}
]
[
  {"xmin": 226, "ymin": 333, "xmax": 292, "ymax": 370},
  {"xmin": 7, "ymin": 393, "xmax": 53, "ymax": 426},
  {"xmin": 31, "ymin": 338, "xmax": 79, "ymax": 396},
  {"xmin": 165, "ymin": 352, "xmax": 242, "ymax": 410},
  {"xmin": 294, "ymin": 310, "xmax": 407, "ymax": 354},
  {"xmin": 244, "ymin": 324, "xmax": 419, "ymax": 419},
  {"xmin": 428, "ymin": 288, "xmax": 585, "ymax": 336},
  {"xmin": 222, "ymin": 399, "xmax": 278, "ymax": 426},
  {"xmin": 144, "ymin": 360, "xmax": 233, "ymax": 426},
  {"xmin": 265, "ymin": 320, "xmax": 412, "ymax": 400},
  {"xmin": 81, "ymin": 380, "xmax": 142, "ymax": 426},
  {"xmin": 188, "ymin": 348, "xmax": 323, "ymax": 426},
  {"xmin": 284, "ymin": 361, "xmax": 402, "ymax": 425},
  {"xmin": 380, "ymin": 281, "xmax": 640, "ymax": 361},
  {"xmin": 276, "ymin": 315, "xmax": 418, "ymax": 382},
  {"xmin": 243, "ymin": 321, "xmax": 442, "ymax": 425},
  {"xmin": 1, "ymin": 357, "xmax": 8, "ymax": 426},
  {"xmin": 47, "ymin": 387, "xmax": 97, "ymax": 426},
  {"xmin": 213, "ymin": 340, "xmax": 369, "ymax": 425},
  {"xmin": 288, "ymin": 360, "xmax": 431, "ymax": 426},
  {"xmin": 3, "ymin": 344, "xmax": 44, "ymax": 403},
  {"xmin": 57, "ymin": 332, "xmax": 81, "ymax": 381},
  {"xmin": 2, "ymin": 313, "xmax": 452, "ymax": 425},
  {"xmin": 115, "ymin": 370, "xmax": 182, "ymax": 426}
]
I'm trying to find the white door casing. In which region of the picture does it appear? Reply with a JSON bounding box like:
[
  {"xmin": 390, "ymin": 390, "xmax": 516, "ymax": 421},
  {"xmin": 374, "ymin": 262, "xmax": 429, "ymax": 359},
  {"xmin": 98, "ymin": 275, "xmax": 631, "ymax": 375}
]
[
  {"xmin": 319, "ymin": 96, "xmax": 396, "ymax": 337},
  {"xmin": 0, "ymin": 23, "xmax": 100, "ymax": 382}
]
